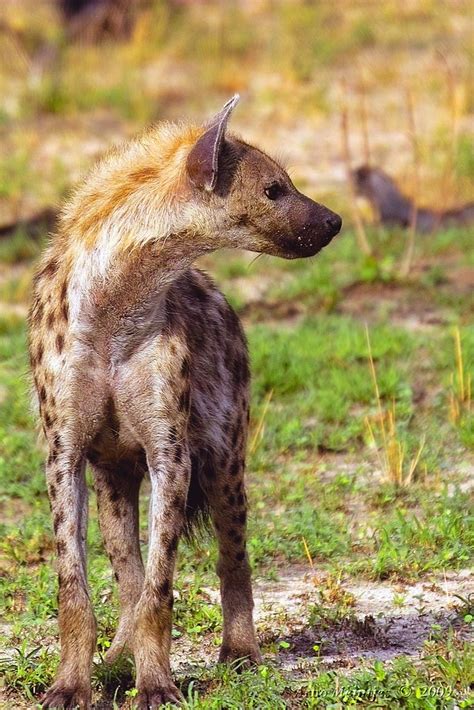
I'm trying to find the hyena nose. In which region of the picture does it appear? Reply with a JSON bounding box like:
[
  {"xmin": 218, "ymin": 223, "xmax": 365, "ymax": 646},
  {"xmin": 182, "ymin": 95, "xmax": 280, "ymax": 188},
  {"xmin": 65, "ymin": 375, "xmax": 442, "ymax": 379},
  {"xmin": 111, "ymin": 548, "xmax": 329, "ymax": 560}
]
[{"xmin": 325, "ymin": 212, "xmax": 342, "ymax": 237}]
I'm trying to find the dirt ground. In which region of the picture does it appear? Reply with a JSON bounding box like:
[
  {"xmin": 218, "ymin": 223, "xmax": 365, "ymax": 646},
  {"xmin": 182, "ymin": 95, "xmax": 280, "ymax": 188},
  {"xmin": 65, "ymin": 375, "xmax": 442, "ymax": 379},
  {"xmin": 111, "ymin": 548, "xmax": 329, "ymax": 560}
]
[{"xmin": 164, "ymin": 566, "xmax": 473, "ymax": 675}]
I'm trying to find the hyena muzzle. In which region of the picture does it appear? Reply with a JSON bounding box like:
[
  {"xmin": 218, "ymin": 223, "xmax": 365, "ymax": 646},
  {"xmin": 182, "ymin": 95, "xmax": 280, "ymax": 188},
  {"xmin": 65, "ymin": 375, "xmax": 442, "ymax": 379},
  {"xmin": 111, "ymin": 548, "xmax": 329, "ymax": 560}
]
[{"xmin": 28, "ymin": 95, "xmax": 341, "ymax": 709}]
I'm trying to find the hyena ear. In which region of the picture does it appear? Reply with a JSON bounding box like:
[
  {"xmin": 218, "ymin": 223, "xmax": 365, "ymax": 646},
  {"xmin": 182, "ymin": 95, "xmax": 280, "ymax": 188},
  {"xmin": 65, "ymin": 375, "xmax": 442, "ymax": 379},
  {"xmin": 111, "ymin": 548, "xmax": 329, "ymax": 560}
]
[{"xmin": 186, "ymin": 94, "xmax": 240, "ymax": 192}]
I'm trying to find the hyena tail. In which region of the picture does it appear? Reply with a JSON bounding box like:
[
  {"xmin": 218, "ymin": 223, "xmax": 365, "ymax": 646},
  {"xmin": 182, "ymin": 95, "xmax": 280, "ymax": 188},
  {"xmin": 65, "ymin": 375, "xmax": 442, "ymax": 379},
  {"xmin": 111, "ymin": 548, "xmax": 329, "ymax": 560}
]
[{"xmin": 183, "ymin": 449, "xmax": 214, "ymax": 537}]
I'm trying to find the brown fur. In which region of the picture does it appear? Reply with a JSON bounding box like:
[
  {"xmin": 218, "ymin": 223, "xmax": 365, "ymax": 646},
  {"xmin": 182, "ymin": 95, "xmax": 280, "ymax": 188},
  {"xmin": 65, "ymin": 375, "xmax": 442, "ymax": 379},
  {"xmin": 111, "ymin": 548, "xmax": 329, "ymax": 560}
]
[{"xmin": 28, "ymin": 96, "xmax": 341, "ymax": 709}]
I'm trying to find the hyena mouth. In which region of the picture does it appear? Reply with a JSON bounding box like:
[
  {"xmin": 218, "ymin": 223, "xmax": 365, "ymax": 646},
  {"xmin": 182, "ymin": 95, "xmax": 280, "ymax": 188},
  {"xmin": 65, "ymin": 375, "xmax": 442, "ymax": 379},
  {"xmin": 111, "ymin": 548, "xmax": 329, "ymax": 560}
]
[
  {"xmin": 282, "ymin": 199, "xmax": 342, "ymax": 258},
  {"xmin": 281, "ymin": 212, "xmax": 342, "ymax": 258}
]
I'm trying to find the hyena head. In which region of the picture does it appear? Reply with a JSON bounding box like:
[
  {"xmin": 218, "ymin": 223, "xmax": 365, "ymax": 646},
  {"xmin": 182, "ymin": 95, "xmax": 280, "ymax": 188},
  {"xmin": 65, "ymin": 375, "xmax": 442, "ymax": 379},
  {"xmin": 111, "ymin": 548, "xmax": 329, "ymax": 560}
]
[{"xmin": 186, "ymin": 95, "xmax": 342, "ymax": 258}]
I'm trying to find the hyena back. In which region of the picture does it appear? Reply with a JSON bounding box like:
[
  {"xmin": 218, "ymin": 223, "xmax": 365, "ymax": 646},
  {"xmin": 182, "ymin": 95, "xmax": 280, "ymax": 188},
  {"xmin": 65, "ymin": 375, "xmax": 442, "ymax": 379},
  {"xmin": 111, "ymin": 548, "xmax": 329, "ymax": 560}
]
[{"xmin": 28, "ymin": 96, "xmax": 341, "ymax": 709}]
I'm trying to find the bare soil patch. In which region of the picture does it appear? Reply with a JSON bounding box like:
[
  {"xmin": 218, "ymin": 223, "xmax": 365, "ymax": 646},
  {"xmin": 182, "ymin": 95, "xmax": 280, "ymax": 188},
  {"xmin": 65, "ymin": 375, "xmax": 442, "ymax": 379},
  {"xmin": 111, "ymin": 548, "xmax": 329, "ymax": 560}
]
[{"xmin": 169, "ymin": 567, "xmax": 473, "ymax": 680}]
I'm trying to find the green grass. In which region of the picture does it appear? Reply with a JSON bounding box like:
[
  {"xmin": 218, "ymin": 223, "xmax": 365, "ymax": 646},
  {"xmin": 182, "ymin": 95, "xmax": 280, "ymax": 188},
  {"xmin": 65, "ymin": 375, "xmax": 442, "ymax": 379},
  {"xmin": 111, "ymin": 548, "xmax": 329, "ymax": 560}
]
[
  {"xmin": 2, "ymin": 637, "xmax": 473, "ymax": 708},
  {"xmin": 0, "ymin": 224, "xmax": 473, "ymax": 706},
  {"xmin": 0, "ymin": 0, "xmax": 473, "ymax": 702}
]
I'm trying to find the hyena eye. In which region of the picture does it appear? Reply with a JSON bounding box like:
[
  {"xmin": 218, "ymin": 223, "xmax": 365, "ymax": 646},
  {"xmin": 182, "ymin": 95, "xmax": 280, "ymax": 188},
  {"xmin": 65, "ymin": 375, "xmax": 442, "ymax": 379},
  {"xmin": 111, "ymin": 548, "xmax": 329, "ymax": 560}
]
[{"xmin": 264, "ymin": 182, "xmax": 284, "ymax": 200}]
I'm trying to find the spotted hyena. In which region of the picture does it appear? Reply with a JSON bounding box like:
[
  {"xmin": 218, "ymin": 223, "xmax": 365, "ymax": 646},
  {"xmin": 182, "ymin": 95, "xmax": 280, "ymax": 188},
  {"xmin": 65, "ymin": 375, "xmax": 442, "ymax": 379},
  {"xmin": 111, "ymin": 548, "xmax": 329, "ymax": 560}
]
[{"xmin": 28, "ymin": 96, "xmax": 342, "ymax": 709}]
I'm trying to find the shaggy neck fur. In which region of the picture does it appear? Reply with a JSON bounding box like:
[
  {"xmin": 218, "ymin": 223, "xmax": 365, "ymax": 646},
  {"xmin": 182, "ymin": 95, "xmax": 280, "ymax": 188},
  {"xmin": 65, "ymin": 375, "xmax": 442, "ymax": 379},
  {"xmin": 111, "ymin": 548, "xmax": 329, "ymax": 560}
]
[
  {"xmin": 60, "ymin": 123, "xmax": 209, "ymax": 270},
  {"xmin": 53, "ymin": 123, "xmax": 217, "ymax": 325}
]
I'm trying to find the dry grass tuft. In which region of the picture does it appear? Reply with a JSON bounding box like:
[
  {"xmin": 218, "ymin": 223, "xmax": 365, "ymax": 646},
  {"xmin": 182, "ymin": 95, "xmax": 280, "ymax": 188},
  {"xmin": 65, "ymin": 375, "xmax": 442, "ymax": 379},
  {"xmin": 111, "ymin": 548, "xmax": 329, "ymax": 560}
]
[
  {"xmin": 365, "ymin": 325, "xmax": 425, "ymax": 486},
  {"xmin": 448, "ymin": 326, "xmax": 471, "ymax": 424}
]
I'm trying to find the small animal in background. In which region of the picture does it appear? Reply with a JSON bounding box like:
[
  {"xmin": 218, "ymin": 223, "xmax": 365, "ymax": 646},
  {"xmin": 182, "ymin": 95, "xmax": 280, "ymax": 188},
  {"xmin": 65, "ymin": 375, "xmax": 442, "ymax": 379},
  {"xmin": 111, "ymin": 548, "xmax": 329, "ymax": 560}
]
[
  {"xmin": 353, "ymin": 164, "xmax": 474, "ymax": 232},
  {"xmin": 28, "ymin": 95, "xmax": 341, "ymax": 709}
]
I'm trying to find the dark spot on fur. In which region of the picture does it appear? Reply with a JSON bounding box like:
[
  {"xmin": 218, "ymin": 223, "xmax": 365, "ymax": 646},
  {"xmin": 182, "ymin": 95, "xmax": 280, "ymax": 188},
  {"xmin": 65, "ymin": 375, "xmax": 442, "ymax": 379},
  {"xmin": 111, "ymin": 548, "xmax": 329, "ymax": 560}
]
[
  {"xmin": 235, "ymin": 551, "xmax": 245, "ymax": 562},
  {"xmin": 162, "ymin": 294, "xmax": 179, "ymax": 334},
  {"xmin": 35, "ymin": 301, "xmax": 44, "ymax": 323},
  {"xmin": 165, "ymin": 533, "xmax": 179, "ymax": 558},
  {"xmin": 179, "ymin": 387, "xmax": 190, "ymax": 412},
  {"xmin": 39, "ymin": 258, "xmax": 59, "ymax": 279},
  {"xmin": 44, "ymin": 412, "xmax": 53, "ymax": 429},
  {"xmin": 237, "ymin": 493, "xmax": 245, "ymax": 506},
  {"xmin": 231, "ymin": 425, "xmax": 239, "ymax": 449},
  {"xmin": 223, "ymin": 484, "xmax": 230, "ymax": 495},
  {"xmin": 114, "ymin": 571, "xmax": 119, "ymax": 582},
  {"xmin": 113, "ymin": 503, "xmax": 121, "ymax": 519},
  {"xmin": 46, "ymin": 311, "xmax": 55, "ymax": 329},
  {"xmin": 180, "ymin": 357, "xmax": 190, "ymax": 378},
  {"xmin": 229, "ymin": 459, "xmax": 240, "ymax": 477},
  {"xmin": 188, "ymin": 279, "xmax": 209, "ymax": 303},
  {"xmin": 159, "ymin": 580, "xmax": 170, "ymax": 597},
  {"xmin": 172, "ymin": 493, "xmax": 184, "ymax": 511},
  {"xmin": 233, "ymin": 511, "xmax": 247, "ymax": 525},
  {"xmin": 56, "ymin": 539, "xmax": 65, "ymax": 556},
  {"xmin": 203, "ymin": 459, "xmax": 216, "ymax": 478},
  {"xmin": 88, "ymin": 449, "xmax": 99, "ymax": 465},
  {"xmin": 39, "ymin": 385, "xmax": 47, "ymax": 403},
  {"xmin": 56, "ymin": 333, "xmax": 64, "ymax": 353},
  {"xmin": 174, "ymin": 444, "xmax": 182, "ymax": 464},
  {"xmin": 37, "ymin": 344, "xmax": 44, "ymax": 364},
  {"xmin": 224, "ymin": 306, "xmax": 241, "ymax": 335},
  {"xmin": 56, "ymin": 470, "xmax": 64, "ymax": 484},
  {"xmin": 232, "ymin": 354, "xmax": 249, "ymax": 390},
  {"xmin": 109, "ymin": 488, "xmax": 120, "ymax": 503},
  {"xmin": 49, "ymin": 484, "xmax": 56, "ymax": 500},
  {"xmin": 169, "ymin": 426, "xmax": 178, "ymax": 445},
  {"xmin": 53, "ymin": 510, "xmax": 65, "ymax": 534},
  {"xmin": 227, "ymin": 494, "xmax": 236, "ymax": 506}
]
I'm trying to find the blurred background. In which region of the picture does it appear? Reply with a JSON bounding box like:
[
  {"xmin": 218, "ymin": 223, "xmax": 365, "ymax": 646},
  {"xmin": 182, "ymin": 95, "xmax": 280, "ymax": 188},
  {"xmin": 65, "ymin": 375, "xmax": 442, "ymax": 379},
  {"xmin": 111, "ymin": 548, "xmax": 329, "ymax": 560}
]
[
  {"xmin": 0, "ymin": 0, "xmax": 472, "ymax": 222},
  {"xmin": 0, "ymin": 2, "xmax": 473, "ymax": 708}
]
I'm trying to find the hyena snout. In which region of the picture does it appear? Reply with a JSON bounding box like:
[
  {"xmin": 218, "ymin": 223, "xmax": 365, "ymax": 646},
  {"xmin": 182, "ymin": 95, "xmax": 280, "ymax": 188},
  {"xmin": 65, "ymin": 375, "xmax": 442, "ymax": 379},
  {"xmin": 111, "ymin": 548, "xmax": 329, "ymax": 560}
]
[{"xmin": 280, "ymin": 195, "xmax": 342, "ymax": 259}]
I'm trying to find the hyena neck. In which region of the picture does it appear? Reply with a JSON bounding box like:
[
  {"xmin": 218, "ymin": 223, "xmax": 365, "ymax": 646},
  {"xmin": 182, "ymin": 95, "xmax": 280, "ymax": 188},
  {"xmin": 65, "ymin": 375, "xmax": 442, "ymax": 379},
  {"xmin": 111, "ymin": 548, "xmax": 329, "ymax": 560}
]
[
  {"xmin": 67, "ymin": 236, "xmax": 207, "ymax": 340},
  {"xmin": 60, "ymin": 122, "xmax": 218, "ymax": 329},
  {"xmin": 95, "ymin": 241, "xmax": 197, "ymax": 360},
  {"xmin": 60, "ymin": 122, "xmax": 209, "ymax": 273}
]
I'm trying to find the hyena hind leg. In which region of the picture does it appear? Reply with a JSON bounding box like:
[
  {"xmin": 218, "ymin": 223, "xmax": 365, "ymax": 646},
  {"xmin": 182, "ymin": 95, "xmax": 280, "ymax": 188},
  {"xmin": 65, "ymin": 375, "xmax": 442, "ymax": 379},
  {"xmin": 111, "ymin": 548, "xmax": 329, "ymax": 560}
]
[
  {"xmin": 91, "ymin": 460, "xmax": 145, "ymax": 663},
  {"xmin": 199, "ymin": 447, "xmax": 261, "ymax": 667}
]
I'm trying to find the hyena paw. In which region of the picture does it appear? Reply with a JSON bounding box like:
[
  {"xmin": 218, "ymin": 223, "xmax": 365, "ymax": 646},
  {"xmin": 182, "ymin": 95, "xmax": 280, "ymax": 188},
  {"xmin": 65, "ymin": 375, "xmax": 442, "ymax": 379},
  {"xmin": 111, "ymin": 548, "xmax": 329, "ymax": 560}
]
[
  {"xmin": 40, "ymin": 682, "xmax": 91, "ymax": 709},
  {"xmin": 136, "ymin": 683, "xmax": 183, "ymax": 709},
  {"xmin": 218, "ymin": 643, "xmax": 262, "ymax": 668}
]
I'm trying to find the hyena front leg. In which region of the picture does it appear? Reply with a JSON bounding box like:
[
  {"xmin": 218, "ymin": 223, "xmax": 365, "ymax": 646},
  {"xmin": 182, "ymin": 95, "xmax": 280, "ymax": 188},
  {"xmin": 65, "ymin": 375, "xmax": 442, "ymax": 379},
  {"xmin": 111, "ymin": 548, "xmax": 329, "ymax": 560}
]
[
  {"xmin": 202, "ymin": 436, "xmax": 261, "ymax": 666},
  {"xmin": 41, "ymin": 450, "xmax": 96, "ymax": 710},
  {"xmin": 132, "ymin": 437, "xmax": 190, "ymax": 708},
  {"xmin": 91, "ymin": 462, "xmax": 145, "ymax": 663},
  {"xmin": 118, "ymin": 351, "xmax": 191, "ymax": 708}
]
